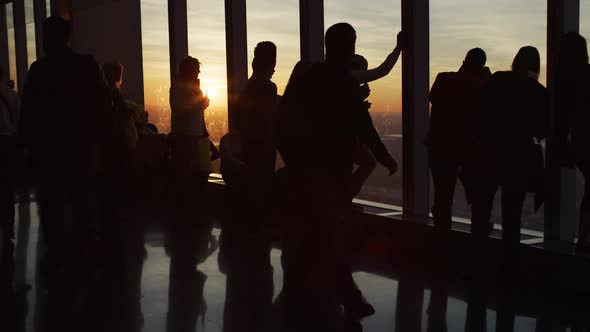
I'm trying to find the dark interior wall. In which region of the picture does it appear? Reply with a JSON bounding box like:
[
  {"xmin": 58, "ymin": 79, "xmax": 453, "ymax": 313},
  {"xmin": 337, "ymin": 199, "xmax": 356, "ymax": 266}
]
[{"xmin": 70, "ymin": 0, "xmax": 144, "ymax": 105}]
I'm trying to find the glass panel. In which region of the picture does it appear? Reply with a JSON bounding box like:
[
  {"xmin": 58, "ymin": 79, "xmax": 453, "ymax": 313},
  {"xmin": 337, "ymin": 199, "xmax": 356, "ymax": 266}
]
[
  {"xmin": 325, "ymin": 0, "xmax": 403, "ymax": 207},
  {"xmin": 187, "ymin": 1, "xmax": 228, "ymax": 145},
  {"xmin": 24, "ymin": 0, "xmax": 34, "ymax": 23},
  {"xmin": 6, "ymin": 4, "xmax": 18, "ymax": 89},
  {"xmin": 25, "ymin": 0, "xmax": 36, "ymax": 65},
  {"xmin": 247, "ymin": 0, "xmax": 300, "ymax": 96},
  {"xmin": 582, "ymin": 2, "xmax": 590, "ymax": 48},
  {"xmin": 246, "ymin": 0, "xmax": 300, "ymax": 172},
  {"xmin": 26, "ymin": 23, "xmax": 36, "ymax": 66},
  {"xmin": 140, "ymin": 0, "xmax": 171, "ymax": 133},
  {"xmin": 430, "ymin": 0, "xmax": 547, "ymax": 232}
]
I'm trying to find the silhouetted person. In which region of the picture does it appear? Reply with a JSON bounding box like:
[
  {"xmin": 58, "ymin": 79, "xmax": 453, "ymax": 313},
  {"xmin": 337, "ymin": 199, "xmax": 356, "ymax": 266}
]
[
  {"xmin": 102, "ymin": 60, "xmax": 138, "ymax": 150},
  {"xmin": 348, "ymin": 32, "xmax": 404, "ymax": 197},
  {"xmin": 19, "ymin": 17, "xmax": 111, "ymax": 275},
  {"xmin": 232, "ymin": 41, "xmax": 278, "ymax": 233},
  {"xmin": 169, "ymin": 56, "xmax": 212, "ymax": 177},
  {"xmin": 555, "ymin": 32, "xmax": 590, "ymax": 251},
  {"xmin": 276, "ymin": 60, "xmax": 312, "ymax": 168},
  {"xmin": 278, "ymin": 22, "xmax": 391, "ymax": 322},
  {"xmin": 427, "ymin": 48, "xmax": 491, "ymax": 260},
  {"xmin": 0, "ymin": 65, "xmax": 20, "ymax": 265},
  {"xmin": 470, "ymin": 46, "xmax": 548, "ymax": 275},
  {"xmin": 167, "ymin": 55, "xmax": 213, "ymax": 291},
  {"xmin": 349, "ymin": 52, "xmax": 399, "ymax": 198},
  {"xmin": 100, "ymin": 61, "xmax": 138, "ymax": 241},
  {"xmin": 235, "ymin": 41, "xmax": 278, "ymax": 179}
]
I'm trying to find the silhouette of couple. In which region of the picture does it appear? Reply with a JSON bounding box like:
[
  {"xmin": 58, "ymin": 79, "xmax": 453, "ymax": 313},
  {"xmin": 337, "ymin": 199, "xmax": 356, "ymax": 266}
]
[{"xmin": 428, "ymin": 33, "xmax": 590, "ymax": 274}]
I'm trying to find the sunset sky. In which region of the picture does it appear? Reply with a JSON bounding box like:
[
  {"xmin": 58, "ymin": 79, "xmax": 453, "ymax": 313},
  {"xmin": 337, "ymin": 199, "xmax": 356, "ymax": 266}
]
[
  {"xmin": 5, "ymin": 1, "xmax": 590, "ymax": 134},
  {"xmin": 139, "ymin": 0, "xmax": 590, "ymax": 133}
]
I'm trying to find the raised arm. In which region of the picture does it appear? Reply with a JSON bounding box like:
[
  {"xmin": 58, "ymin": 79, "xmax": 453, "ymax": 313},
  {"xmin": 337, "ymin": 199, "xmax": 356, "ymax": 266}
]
[{"xmin": 351, "ymin": 31, "xmax": 405, "ymax": 84}]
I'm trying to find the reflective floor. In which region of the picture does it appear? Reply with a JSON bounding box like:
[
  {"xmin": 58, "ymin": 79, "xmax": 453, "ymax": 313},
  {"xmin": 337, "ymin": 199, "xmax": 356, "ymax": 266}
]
[{"xmin": 2, "ymin": 194, "xmax": 590, "ymax": 332}]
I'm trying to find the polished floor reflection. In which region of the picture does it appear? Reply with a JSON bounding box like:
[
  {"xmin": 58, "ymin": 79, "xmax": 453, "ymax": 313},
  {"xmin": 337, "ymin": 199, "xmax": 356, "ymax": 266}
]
[{"xmin": 2, "ymin": 194, "xmax": 590, "ymax": 332}]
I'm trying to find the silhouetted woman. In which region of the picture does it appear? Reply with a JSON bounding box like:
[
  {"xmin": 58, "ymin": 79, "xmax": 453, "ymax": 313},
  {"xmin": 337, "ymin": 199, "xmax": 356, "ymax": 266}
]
[
  {"xmin": 470, "ymin": 46, "xmax": 548, "ymax": 273},
  {"xmin": 167, "ymin": 56, "xmax": 212, "ymax": 283},
  {"xmin": 556, "ymin": 32, "xmax": 590, "ymax": 251},
  {"xmin": 276, "ymin": 60, "xmax": 311, "ymax": 167},
  {"xmin": 169, "ymin": 56, "xmax": 211, "ymax": 175}
]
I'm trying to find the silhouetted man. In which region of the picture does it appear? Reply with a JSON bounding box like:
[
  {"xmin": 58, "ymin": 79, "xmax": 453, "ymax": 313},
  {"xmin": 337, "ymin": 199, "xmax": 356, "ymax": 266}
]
[
  {"xmin": 278, "ymin": 23, "xmax": 380, "ymax": 324},
  {"xmin": 426, "ymin": 48, "xmax": 491, "ymax": 252},
  {"xmin": 234, "ymin": 41, "xmax": 278, "ymax": 181},
  {"xmin": 19, "ymin": 17, "xmax": 111, "ymax": 273},
  {"xmin": 232, "ymin": 41, "xmax": 278, "ymax": 233}
]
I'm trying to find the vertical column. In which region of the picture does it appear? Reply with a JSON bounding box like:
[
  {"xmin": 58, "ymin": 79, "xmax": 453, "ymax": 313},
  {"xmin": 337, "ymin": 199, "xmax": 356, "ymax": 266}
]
[
  {"xmin": 299, "ymin": 0, "xmax": 324, "ymax": 63},
  {"xmin": 168, "ymin": 0, "xmax": 188, "ymax": 83},
  {"xmin": 545, "ymin": 0, "xmax": 580, "ymax": 244},
  {"xmin": 401, "ymin": 0, "xmax": 430, "ymax": 218},
  {"xmin": 225, "ymin": 0, "xmax": 248, "ymax": 132},
  {"xmin": 0, "ymin": 4, "xmax": 9, "ymax": 82},
  {"xmin": 13, "ymin": 0, "xmax": 28, "ymax": 93},
  {"xmin": 33, "ymin": 0, "xmax": 48, "ymax": 59}
]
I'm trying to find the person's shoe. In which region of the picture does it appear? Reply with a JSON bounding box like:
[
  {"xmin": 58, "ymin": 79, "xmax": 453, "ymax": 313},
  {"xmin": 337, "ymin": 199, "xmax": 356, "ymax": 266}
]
[{"xmin": 344, "ymin": 299, "xmax": 375, "ymax": 320}]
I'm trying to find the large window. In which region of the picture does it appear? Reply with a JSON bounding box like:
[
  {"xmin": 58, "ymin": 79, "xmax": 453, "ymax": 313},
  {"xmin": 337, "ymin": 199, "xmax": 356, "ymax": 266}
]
[
  {"xmin": 431, "ymin": 0, "xmax": 547, "ymax": 84},
  {"xmin": 430, "ymin": 0, "xmax": 547, "ymax": 233},
  {"xmin": 325, "ymin": 0, "xmax": 403, "ymax": 207},
  {"xmin": 25, "ymin": 0, "xmax": 36, "ymax": 66},
  {"xmin": 247, "ymin": 0, "xmax": 300, "ymax": 96},
  {"xmin": 582, "ymin": 2, "xmax": 590, "ymax": 46},
  {"xmin": 187, "ymin": 1, "xmax": 228, "ymax": 144},
  {"xmin": 140, "ymin": 0, "xmax": 171, "ymax": 133},
  {"xmin": 6, "ymin": 3, "xmax": 17, "ymax": 89}
]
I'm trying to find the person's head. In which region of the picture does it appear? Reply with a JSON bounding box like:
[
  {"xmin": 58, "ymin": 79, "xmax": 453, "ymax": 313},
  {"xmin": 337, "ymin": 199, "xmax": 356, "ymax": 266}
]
[
  {"xmin": 463, "ymin": 48, "xmax": 487, "ymax": 70},
  {"xmin": 103, "ymin": 61, "xmax": 124, "ymax": 89},
  {"xmin": 512, "ymin": 46, "xmax": 541, "ymax": 80},
  {"xmin": 284, "ymin": 60, "xmax": 312, "ymax": 97},
  {"xmin": 559, "ymin": 32, "xmax": 589, "ymax": 71},
  {"xmin": 351, "ymin": 54, "xmax": 369, "ymax": 71},
  {"xmin": 252, "ymin": 41, "xmax": 276, "ymax": 80},
  {"xmin": 178, "ymin": 56, "xmax": 201, "ymax": 81},
  {"xmin": 325, "ymin": 23, "xmax": 356, "ymax": 65},
  {"xmin": 42, "ymin": 16, "xmax": 70, "ymax": 55}
]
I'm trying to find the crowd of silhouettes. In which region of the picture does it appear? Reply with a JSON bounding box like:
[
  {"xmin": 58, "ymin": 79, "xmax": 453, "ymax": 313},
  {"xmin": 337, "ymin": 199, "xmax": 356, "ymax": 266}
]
[{"xmin": 2, "ymin": 13, "xmax": 590, "ymax": 331}]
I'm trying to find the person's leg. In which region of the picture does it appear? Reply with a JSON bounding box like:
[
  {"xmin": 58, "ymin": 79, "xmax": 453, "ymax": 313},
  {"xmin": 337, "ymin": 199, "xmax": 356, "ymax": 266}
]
[
  {"xmin": 351, "ymin": 144, "xmax": 377, "ymax": 197},
  {"xmin": 500, "ymin": 183, "xmax": 527, "ymax": 276},
  {"xmin": 37, "ymin": 170, "xmax": 66, "ymax": 270},
  {"xmin": 470, "ymin": 174, "xmax": 498, "ymax": 277},
  {"xmin": 430, "ymin": 153, "xmax": 459, "ymax": 253}
]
